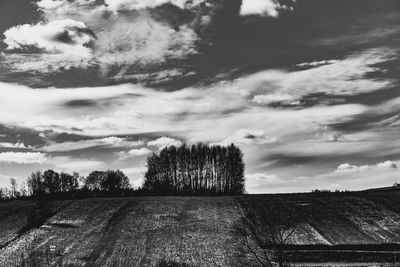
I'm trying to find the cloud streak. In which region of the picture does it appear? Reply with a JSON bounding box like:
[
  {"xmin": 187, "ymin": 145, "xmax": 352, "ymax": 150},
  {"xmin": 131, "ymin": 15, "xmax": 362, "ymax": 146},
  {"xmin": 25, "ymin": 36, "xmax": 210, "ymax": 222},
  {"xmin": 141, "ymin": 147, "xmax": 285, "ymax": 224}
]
[
  {"xmin": 40, "ymin": 137, "xmax": 144, "ymax": 152},
  {"xmin": 0, "ymin": 152, "xmax": 48, "ymax": 164}
]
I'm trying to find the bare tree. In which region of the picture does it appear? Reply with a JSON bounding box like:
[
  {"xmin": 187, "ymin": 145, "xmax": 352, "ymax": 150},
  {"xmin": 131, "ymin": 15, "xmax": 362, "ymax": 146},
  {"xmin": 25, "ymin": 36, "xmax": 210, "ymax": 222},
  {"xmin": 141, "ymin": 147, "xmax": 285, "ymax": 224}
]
[
  {"xmin": 27, "ymin": 171, "xmax": 44, "ymax": 197},
  {"xmin": 10, "ymin": 178, "xmax": 18, "ymax": 199},
  {"xmin": 0, "ymin": 187, "xmax": 5, "ymax": 200},
  {"xmin": 234, "ymin": 200, "xmax": 300, "ymax": 267},
  {"xmin": 84, "ymin": 170, "xmax": 105, "ymax": 191}
]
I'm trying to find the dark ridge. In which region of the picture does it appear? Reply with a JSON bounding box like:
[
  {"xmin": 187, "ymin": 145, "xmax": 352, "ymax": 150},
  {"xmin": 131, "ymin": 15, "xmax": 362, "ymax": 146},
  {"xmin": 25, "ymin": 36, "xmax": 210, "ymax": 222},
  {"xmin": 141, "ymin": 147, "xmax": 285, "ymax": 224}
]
[{"xmin": 47, "ymin": 222, "xmax": 79, "ymax": 229}]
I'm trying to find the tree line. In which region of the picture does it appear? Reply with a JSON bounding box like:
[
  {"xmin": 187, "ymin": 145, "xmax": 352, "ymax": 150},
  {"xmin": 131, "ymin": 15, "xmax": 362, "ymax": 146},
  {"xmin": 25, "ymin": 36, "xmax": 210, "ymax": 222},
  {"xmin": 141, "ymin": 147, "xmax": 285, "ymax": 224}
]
[
  {"xmin": 0, "ymin": 169, "xmax": 133, "ymax": 201},
  {"xmin": 0, "ymin": 143, "xmax": 246, "ymax": 200},
  {"xmin": 144, "ymin": 143, "xmax": 245, "ymax": 195}
]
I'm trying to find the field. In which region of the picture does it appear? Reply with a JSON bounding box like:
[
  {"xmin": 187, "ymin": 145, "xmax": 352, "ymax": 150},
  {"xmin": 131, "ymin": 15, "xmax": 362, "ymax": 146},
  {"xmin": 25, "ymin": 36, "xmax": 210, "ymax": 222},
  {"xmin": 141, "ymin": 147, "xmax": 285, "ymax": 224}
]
[{"xmin": 0, "ymin": 188, "xmax": 400, "ymax": 266}]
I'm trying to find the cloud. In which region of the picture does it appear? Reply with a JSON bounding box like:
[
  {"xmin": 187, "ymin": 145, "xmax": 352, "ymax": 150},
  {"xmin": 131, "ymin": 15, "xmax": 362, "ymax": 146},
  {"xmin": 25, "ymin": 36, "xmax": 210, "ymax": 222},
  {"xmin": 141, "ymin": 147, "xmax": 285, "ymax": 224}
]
[
  {"xmin": 37, "ymin": 0, "xmax": 66, "ymax": 9},
  {"xmin": 372, "ymin": 115, "xmax": 400, "ymax": 128},
  {"xmin": 377, "ymin": 160, "xmax": 397, "ymax": 169},
  {"xmin": 252, "ymin": 93, "xmax": 299, "ymax": 105},
  {"xmin": 0, "ymin": 142, "xmax": 30, "ymax": 149},
  {"xmin": 148, "ymin": 137, "xmax": 182, "ymax": 149},
  {"xmin": 40, "ymin": 137, "xmax": 144, "ymax": 152},
  {"xmin": 103, "ymin": 0, "xmax": 205, "ymax": 12},
  {"xmin": 220, "ymin": 129, "xmax": 277, "ymax": 146},
  {"xmin": 240, "ymin": 0, "xmax": 294, "ymax": 17},
  {"xmin": 3, "ymin": 0, "xmax": 201, "ymax": 75},
  {"xmin": 336, "ymin": 163, "xmax": 369, "ymax": 172},
  {"xmin": 0, "ymin": 52, "xmax": 390, "ymax": 168},
  {"xmin": 94, "ymin": 16, "xmax": 198, "ymax": 67},
  {"xmin": 314, "ymin": 126, "xmax": 345, "ymax": 142},
  {"xmin": 3, "ymin": 19, "xmax": 95, "ymax": 72},
  {"xmin": 337, "ymin": 160, "xmax": 397, "ymax": 172},
  {"xmin": 297, "ymin": 59, "xmax": 340, "ymax": 68},
  {"xmin": 0, "ymin": 152, "xmax": 48, "ymax": 164},
  {"xmin": 126, "ymin": 148, "xmax": 152, "ymax": 156},
  {"xmin": 4, "ymin": 19, "xmax": 95, "ymax": 55},
  {"xmin": 36, "ymin": 0, "xmax": 100, "ymax": 15},
  {"xmin": 0, "ymin": 79, "xmax": 367, "ymax": 140},
  {"xmin": 116, "ymin": 147, "xmax": 152, "ymax": 160},
  {"xmin": 37, "ymin": 0, "xmax": 205, "ymax": 13},
  {"xmin": 247, "ymin": 48, "xmax": 395, "ymax": 106}
]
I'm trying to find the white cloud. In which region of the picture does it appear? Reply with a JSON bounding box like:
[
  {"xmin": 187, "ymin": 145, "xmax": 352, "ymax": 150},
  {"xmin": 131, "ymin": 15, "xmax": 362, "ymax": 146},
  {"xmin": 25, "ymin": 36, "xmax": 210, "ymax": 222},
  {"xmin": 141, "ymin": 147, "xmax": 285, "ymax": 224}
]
[
  {"xmin": 148, "ymin": 137, "xmax": 182, "ymax": 149},
  {"xmin": 337, "ymin": 160, "xmax": 398, "ymax": 172},
  {"xmin": 5, "ymin": 0, "xmax": 200, "ymax": 74},
  {"xmin": 314, "ymin": 126, "xmax": 345, "ymax": 142},
  {"xmin": 3, "ymin": 19, "xmax": 95, "ymax": 72},
  {"xmin": 336, "ymin": 163, "xmax": 369, "ymax": 172},
  {"xmin": 252, "ymin": 93, "xmax": 298, "ymax": 105},
  {"xmin": 242, "ymin": 48, "xmax": 395, "ymax": 106},
  {"xmin": 0, "ymin": 152, "xmax": 48, "ymax": 164},
  {"xmin": 1, "ymin": 54, "xmax": 92, "ymax": 73},
  {"xmin": 127, "ymin": 147, "xmax": 152, "ymax": 156},
  {"xmin": 0, "ymin": 142, "xmax": 30, "ymax": 149},
  {"xmin": 40, "ymin": 137, "xmax": 144, "ymax": 152},
  {"xmin": 94, "ymin": 17, "xmax": 198, "ymax": 67},
  {"xmin": 0, "ymin": 79, "xmax": 367, "ymax": 141},
  {"xmin": 377, "ymin": 160, "xmax": 397, "ymax": 169},
  {"xmin": 37, "ymin": 0, "xmax": 66, "ymax": 9},
  {"xmin": 36, "ymin": 0, "xmax": 98, "ymax": 12},
  {"xmin": 104, "ymin": 0, "xmax": 205, "ymax": 12},
  {"xmin": 4, "ymin": 19, "xmax": 94, "ymax": 56},
  {"xmin": 116, "ymin": 147, "xmax": 152, "ymax": 160},
  {"xmin": 240, "ymin": 0, "xmax": 294, "ymax": 17},
  {"xmin": 37, "ymin": 0, "xmax": 205, "ymax": 13}
]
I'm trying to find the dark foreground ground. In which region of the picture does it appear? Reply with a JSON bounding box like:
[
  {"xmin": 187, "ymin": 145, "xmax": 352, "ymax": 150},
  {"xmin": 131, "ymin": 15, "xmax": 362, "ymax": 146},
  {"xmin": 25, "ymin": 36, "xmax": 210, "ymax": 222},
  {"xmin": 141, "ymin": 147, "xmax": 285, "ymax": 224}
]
[{"xmin": 1, "ymin": 188, "xmax": 400, "ymax": 266}]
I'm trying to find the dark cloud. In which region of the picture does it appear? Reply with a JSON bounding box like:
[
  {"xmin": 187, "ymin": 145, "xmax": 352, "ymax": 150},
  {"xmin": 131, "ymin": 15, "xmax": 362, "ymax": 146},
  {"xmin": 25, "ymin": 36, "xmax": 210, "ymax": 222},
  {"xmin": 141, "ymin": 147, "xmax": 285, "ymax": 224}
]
[
  {"xmin": 0, "ymin": 124, "xmax": 46, "ymax": 147},
  {"xmin": 64, "ymin": 99, "xmax": 98, "ymax": 107}
]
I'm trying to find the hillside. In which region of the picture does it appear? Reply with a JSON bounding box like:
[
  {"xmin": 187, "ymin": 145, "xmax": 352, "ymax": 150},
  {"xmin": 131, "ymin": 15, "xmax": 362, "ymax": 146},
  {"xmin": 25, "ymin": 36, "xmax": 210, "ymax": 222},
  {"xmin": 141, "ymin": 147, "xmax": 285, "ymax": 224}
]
[
  {"xmin": 0, "ymin": 197, "xmax": 241, "ymax": 266},
  {"xmin": 0, "ymin": 189, "xmax": 400, "ymax": 266}
]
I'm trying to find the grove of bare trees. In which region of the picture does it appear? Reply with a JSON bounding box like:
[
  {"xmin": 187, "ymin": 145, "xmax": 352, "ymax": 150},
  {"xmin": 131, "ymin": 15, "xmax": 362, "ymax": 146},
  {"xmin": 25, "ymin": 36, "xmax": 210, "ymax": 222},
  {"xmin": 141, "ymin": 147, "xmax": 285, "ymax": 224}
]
[{"xmin": 143, "ymin": 143, "xmax": 245, "ymax": 195}]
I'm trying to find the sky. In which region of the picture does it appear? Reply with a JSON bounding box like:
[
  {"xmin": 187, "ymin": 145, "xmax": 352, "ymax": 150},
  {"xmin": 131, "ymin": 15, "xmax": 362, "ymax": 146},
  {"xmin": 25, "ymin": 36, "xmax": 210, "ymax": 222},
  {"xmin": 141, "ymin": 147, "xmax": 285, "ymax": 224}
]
[{"xmin": 0, "ymin": 0, "xmax": 399, "ymax": 193}]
